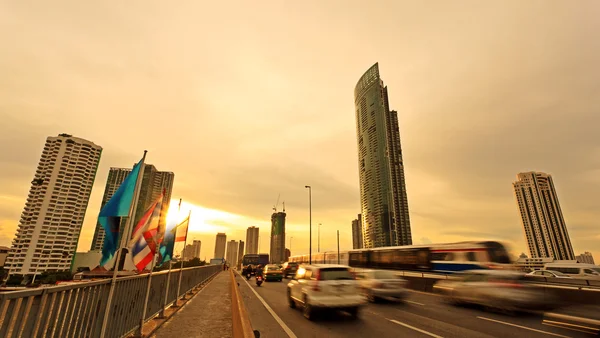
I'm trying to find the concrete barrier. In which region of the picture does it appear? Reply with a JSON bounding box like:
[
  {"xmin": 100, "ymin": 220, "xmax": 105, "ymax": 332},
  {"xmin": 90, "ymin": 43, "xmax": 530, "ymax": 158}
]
[{"xmin": 230, "ymin": 270, "xmax": 256, "ymax": 338}]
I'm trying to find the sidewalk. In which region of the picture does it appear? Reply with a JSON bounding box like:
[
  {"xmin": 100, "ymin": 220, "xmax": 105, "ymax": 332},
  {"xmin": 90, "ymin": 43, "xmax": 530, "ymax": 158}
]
[{"xmin": 152, "ymin": 271, "xmax": 232, "ymax": 338}]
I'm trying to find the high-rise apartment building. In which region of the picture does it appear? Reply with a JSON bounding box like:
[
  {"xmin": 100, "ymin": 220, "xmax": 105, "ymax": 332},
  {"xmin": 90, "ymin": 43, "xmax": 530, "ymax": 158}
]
[
  {"xmin": 5, "ymin": 134, "xmax": 102, "ymax": 277},
  {"xmin": 238, "ymin": 240, "xmax": 245, "ymax": 264},
  {"xmin": 245, "ymin": 226, "xmax": 259, "ymax": 255},
  {"xmin": 513, "ymin": 172, "xmax": 575, "ymax": 260},
  {"xmin": 576, "ymin": 252, "xmax": 595, "ymax": 265},
  {"xmin": 225, "ymin": 240, "xmax": 238, "ymax": 265},
  {"xmin": 183, "ymin": 240, "xmax": 201, "ymax": 261},
  {"xmin": 352, "ymin": 214, "xmax": 363, "ymax": 249},
  {"xmin": 270, "ymin": 212, "xmax": 286, "ymax": 263},
  {"xmin": 90, "ymin": 164, "xmax": 174, "ymax": 251},
  {"xmin": 214, "ymin": 233, "xmax": 226, "ymax": 259},
  {"xmin": 192, "ymin": 240, "xmax": 201, "ymax": 259},
  {"xmin": 354, "ymin": 63, "xmax": 412, "ymax": 248}
]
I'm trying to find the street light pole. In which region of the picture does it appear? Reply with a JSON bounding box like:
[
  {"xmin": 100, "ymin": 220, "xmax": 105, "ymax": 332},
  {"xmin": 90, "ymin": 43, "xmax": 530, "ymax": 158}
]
[
  {"xmin": 318, "ymin": 223, "xmax": 321, "ymax": 253},
  {"xmin": 337, "ymin": 230, "xmax": 340, "ymax": 264},
  {"xmin": 305, "ymin": 185, "xmax": 312, "ymax": 264},
  {"xmin": 290, "ymin": 236, "xmax": 293, "ymax": 254}
]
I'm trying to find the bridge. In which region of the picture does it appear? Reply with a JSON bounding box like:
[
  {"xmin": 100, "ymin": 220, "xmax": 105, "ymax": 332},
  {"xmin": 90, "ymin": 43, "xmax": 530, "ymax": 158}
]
[{"xmin": 1, "ymin": 265, "xmax": 599, "ymax": 337}]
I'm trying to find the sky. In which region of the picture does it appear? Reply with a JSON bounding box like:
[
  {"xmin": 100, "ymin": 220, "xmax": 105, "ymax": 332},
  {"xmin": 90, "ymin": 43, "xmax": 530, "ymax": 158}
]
[{"xmin": 0, "ymin": 1, "xmax": 599, "ymax": 263}]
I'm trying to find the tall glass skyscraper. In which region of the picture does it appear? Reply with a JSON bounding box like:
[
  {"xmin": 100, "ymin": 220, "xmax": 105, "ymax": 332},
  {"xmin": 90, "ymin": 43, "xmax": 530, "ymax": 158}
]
[{"xmin": 354, "ymin": 63, "xmax": 412, "ymax": 248}]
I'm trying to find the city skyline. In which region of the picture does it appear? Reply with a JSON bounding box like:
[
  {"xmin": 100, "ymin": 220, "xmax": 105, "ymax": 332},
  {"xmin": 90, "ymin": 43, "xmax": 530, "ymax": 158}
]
[{"xmin": 1, "ymin": 1, "xmax": 599, "ymax": 263}]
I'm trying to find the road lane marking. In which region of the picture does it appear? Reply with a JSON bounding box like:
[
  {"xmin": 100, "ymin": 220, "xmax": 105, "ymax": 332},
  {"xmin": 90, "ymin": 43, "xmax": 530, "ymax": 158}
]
[
  {"xmin": 240, "ymin": 275, "xmax": 298, "ymax": 338},
  {"xmin": 387, "ymin": 318, "xmax": 444, "ymax": 338},
  {"xmin": 543, "ymin": 319, "xmax": 600, "ymax": 332},
  {"xmin": 476, "ymin": 316, "xmax": 571, "ymax": 337},
  {"xmin": 404, "ymin": 300, "xmax": 425, "ymax": 306},
  {"xmin": 542, "ymin": 322, "xmax": 598, "ymax": 335}
]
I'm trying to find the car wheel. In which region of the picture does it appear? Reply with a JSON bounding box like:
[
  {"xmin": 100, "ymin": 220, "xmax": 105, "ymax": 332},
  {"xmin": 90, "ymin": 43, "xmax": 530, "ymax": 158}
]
[
  {"xmin": 367, "ymin": 291, "xmax": 377, "ymax": 303},
  {"xmin": 303, "ymin": 296, "xmax": 313, "ymax": 320},
  {"xmin": 287, "ymin": 289, "xmax": 296, "ymax": 309},
  {"xmin": 348, "ymin": 307, "xmax": 359, "ymax": 319}
]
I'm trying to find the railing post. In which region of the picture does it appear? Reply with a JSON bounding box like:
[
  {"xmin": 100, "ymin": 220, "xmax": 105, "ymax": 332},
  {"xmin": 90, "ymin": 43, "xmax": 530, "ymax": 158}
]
[{"xmin": 158, "ymin": 263, "xmax": 173, "ymax": 318}]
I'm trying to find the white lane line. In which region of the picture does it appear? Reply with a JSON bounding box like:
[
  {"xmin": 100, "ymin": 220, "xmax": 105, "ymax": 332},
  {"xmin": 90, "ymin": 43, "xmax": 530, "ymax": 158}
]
[
  {"xmin": 405, "ymin": 300, "xmax": 425, "ymax": 306},
  {"xmin": 477, "ymin": 316, "xmax": 571, "ymax": 337},
  {"xmin": 542, "ymin": 322, "xmax": 598, "ymax": 335},
  {"xmin": 240, "ymin": 275, "xmax": 298, "ymax": 338},
  {"xmin": 387, "ymin": 318, "xmax": 444, "ymax": 338}
]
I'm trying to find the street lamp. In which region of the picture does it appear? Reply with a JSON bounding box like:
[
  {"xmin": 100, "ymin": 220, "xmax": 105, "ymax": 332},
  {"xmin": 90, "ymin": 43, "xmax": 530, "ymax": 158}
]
[
  {"xmin": 305, "ymin": 185, "xmax": 312, "ymax": 264},
  {"xmin": 290, "ymin": 236, "xmax": 293, "ymax": 254},
  {"xmin": 318, "ymin": 223, "xmax": 321, "ymax": 253}
]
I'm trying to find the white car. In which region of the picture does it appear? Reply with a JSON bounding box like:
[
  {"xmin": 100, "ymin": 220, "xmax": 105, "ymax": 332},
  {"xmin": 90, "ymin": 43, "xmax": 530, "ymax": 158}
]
[
  {"xmin": 355, "ymin": 269, "xmax": 408, "ymax": 302},
  {"xmin": 527, "ymin": 270, "xmax": 572, "ymax": 279},
  {"xmin": 287, "ymin": 264, "xmax": 366, "ymax": 320}
]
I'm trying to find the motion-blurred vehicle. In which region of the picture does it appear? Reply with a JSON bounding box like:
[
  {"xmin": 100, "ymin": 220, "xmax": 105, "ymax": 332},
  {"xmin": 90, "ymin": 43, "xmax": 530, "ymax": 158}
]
[
  {"xmin": 543, "ymin": 263, "xmax": 600, "ymax": 279},
  {"xmin": 287, "ymin": 264, "xmax": 366, "ymax": 320},
  {"xmin": 436, "ymin": 270, "xmax": 559, "ymax": 313},
  {"xmin": 282, "ymin": 262, "xmax": 299, "ymax": 278},
  {"xmin": 527, "ymin": 270, "xmax": 572, "ymax": 278},
  {"xmin": 256, "ymin": 275, "xmax": 263, "ymax": 287},
  {"xmin": 355, "ymin": 269, "xmax": 408, "ymax": 302},
  {"xmin": 264, "ymin": 264, "xmax": 283, "ymax": 282}
]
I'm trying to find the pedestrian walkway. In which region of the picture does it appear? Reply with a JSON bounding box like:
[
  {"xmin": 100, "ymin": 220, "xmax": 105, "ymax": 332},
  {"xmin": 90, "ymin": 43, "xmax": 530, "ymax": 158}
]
[{"xmin": 152, "ymin": 271, "xmax": 232, "ymax": 338}]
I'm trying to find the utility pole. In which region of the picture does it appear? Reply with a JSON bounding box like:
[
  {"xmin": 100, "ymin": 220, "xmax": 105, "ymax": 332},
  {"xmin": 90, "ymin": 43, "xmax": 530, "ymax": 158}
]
[
  {"xmin": 318, "ymin": 223, "xmax": 321, "ymax": 253},
  {"xmin": 337, "ymin": 230, "xmax": 340, "ymax": 264},
  {"xmin": 305, "ymin": 186, "xmax": 312, "ymax": 264}
]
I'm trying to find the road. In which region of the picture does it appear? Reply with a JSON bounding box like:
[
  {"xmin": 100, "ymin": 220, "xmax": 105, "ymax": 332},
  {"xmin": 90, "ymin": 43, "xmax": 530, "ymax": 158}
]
[{"xmin": 235, "ymin": 273, "xmax": 598, "ymax": 338}]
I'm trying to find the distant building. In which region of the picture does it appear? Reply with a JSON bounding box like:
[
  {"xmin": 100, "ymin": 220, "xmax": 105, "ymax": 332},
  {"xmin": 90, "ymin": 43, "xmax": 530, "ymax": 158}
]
[
  {"xmin": 182, "ymin": 244, "xmax": 195, "ymax": 261},
  {"xmin": 0, "ymin": 246, "xmax": 9, "ymax": 267},
  {"xmin": 91, "ymin": 164, "xmax": 174, "ymax": 251},
  {"xmin": 352, "ymin": 214, "xmax": 363, "ymax": 249},
  {"xmin": 225, "ymin": 240, "xmax": 238, "ymax": 265},
  {"xmin": 513, "ymin": 172, "xmax": 575, "ymax": 260},
  {"xmin": 270, "ymin": 212, "xmax": 286, "ymax": 264},
  {"xmin": 576, "ymin": 252, "xmax": 595, "ymax": 265},
  {"xmin": 238, "ymin": 240, "xmax": 245, "ymax": 266},
  {"xmin": 514, "ymin": 257, "xmax": 554, "ymax": 271},
  {"xmin": 284, "ymin": 248, "xmax": 291, "ymax": 262},
  {"xmin": 245, "ymin": 226, "xmax": 259, "ymax": 255},
  {"xmin": 214, "ymin": 233, "xmax": 227, "ymax": 259},
  {"xmin": 5, "ymin": 134, "xmax": 102, "ymax": 278},
  {"xmin": 355, "ymin": 63, "xmax": 412, "ymax": 248},
  {"xmin": 191, "ymin": 240, "xmax": 201, "ymax": 259},
  {"xmin": 519, "ymin": 253, "xmax": 528, "ymax": 259}
]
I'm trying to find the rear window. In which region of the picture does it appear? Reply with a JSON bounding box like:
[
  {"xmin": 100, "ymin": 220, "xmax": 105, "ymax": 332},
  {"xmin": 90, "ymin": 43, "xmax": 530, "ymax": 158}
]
[
  {"xmin": 374, "ymin": 270, "xmax": 400, "ymax": 279},
  {"xmin": 319, "ymin": 268, "xmax": 353, "ymax": 280},
  {"xmin": 551, "ymin": 267, "xmax": 580, "ymax": 274},
  {"xmin": 286, "ymin": 262, "xmax": 298, "ymax": 267}
]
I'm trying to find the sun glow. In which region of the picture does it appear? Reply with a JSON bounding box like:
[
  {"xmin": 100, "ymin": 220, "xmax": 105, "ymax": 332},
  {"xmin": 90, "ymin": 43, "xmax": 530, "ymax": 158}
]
[{"xmin": 165, "ymin": 200, "xmax": 244, "ymax": 234}]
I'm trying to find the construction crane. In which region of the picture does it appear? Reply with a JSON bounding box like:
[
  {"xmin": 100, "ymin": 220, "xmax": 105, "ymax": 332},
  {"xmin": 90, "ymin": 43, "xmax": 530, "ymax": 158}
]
[{"xmin": 273, "ymin": 193, "xmax": 280, "ymax": 213}]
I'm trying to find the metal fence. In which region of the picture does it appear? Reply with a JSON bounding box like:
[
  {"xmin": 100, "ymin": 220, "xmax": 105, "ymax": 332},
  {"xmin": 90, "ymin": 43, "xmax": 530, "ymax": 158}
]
[{"xmin": 0, "ymin": 264, "xmax": 221, "ymax": 338}]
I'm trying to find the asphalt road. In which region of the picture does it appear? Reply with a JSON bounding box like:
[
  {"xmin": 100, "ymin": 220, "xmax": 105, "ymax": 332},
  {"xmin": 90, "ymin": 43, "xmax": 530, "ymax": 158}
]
[{"xmin": 234, "ymin": 273, "xmax": 598, "ymax": 338}]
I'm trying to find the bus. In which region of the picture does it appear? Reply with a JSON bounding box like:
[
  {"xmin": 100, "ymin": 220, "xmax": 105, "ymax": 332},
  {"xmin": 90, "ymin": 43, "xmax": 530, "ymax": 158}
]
[
  {"xmin": 242, "ymin": 253, "xmax": 270, "ymax": 268},
  {"xmin": 289, "ymin": 241, "xmax": 511, "ymax": 274}
]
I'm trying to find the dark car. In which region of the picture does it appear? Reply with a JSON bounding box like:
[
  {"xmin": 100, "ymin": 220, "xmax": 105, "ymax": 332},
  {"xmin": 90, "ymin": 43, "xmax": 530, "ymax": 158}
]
[{"xmin": 282, "ymin": 262, "xmax": 299, "ymax": 278}]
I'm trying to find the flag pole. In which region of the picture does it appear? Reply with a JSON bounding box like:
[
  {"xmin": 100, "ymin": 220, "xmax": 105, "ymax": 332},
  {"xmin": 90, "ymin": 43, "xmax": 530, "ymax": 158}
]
[
  {"xmin": 100, "ymin": 150, "xmax": 147, "ymax": 338},
  {"xmin": 135, "ymin": 189, "xmax": 166, "ymax": 337},
  {"xmin": 175, "ymin": 210, "xmax": 192, "ymax": 304},
  {"xmin": 159, "ymin": 198, "xmax": 181, "ymax": 318}
]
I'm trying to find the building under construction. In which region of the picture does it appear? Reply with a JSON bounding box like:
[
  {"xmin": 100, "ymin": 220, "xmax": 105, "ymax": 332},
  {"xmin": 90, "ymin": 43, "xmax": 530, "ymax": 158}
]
[{"xmin": 270, "ymin": 196, "xmax": 286, "ymax": 264}]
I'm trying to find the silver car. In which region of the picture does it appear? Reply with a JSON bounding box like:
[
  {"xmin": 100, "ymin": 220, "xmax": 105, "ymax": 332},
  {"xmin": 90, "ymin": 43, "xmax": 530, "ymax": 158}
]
[
  {"xmin": 436, "ymin": 269, "xmax": 558, "ymax": 312},
  {"xmin": 355, "ymin": 269, "xmax": 408, "ymax": 302}
]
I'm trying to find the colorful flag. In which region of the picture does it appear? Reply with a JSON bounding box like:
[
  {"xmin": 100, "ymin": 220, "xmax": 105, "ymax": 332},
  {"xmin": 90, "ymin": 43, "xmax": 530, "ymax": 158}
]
[
  {"xmin": 99, "ymin": 158, "xmax": 143, "ymax": 266},
  {"xmin": 130, "ymin": 191, "xmax": 165, "ymax": 271},
  {"xmin": 158, "ymin": 213, "xmax": 190, "ymax": 265}
]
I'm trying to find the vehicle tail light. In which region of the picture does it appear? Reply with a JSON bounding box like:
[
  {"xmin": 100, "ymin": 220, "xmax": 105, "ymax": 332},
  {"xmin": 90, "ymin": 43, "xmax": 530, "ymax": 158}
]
[
  {"xmin": 315, "ymin": 270, "xmax": 322, "ymax": 281},
  {"xmin": 312, "ymin": 270, "xmax": 322, "ymax": 291}
]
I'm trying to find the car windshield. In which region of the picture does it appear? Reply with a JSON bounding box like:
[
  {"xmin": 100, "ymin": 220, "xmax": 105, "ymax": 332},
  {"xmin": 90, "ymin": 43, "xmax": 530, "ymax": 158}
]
[
  {"xmin": 320, "ymin": 268, "xmax": 354, "ymax": 280},
  {"xmin": 374, "ymin": 270, "xmax": 400, "ymax": 279},
  {"xmin": 590, "ymin": 268, "xmax": 600, "ymax": 274},
  {"xmin": 548, "ymin": 270, "xmax": 568, "ymax": 276},
  {"xmin": 267, "ymin": 266, "xmax": 279, "ymax": 271}
]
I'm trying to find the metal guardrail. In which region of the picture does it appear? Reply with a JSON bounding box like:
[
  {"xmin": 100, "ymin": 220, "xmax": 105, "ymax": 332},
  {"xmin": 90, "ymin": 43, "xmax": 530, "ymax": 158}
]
[
  {"xmin": 230, "ymin": 270, "xmax": 255, "ymax": 338},
  {"xmin": 0, "ymin": 264, "xmax": 221, "ymax": 338}
]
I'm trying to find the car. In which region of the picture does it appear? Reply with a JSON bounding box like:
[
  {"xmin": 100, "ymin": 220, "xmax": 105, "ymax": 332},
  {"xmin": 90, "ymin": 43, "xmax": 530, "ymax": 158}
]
[
  {"xmin": 287, "ymin": 264, "xmax": 366, "ymax": 320},
  {"xmin": 355, "ymin": 269, "xmax": 408, "ymax": 302},
  {"xmin": 282, "ymin": 262, "xmax": 299, "ymax": 278},
  {"xmin": 527, "ymin": 270, "xmax": 572, "ymax": 279},
  {"xmin": 264, "ymin": 264, "xmax": 284, "ymax": 282},
  {"xmin": 435, "ymin": 270, "xmax": 559, "ymax": 313}
]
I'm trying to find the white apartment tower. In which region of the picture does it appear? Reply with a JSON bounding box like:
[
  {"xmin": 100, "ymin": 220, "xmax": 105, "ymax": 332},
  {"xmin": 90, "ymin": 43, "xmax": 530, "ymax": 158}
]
[
  {"xmin": 225, "ymin": 240, "xmax": 238, "ymax": 265},
  {"xmin": 513, "ymin": 172, "xmax": 575, "ymax": 260},
  {"xmin": 5, "ymin": 134, "xmax": 102, "ymax": 278},
  {"xmin": 245, "ymin": 226, "xmax": 259, "ymax": 255},
  {"xmin": 214, "ymin": 233, "xmax": 226, "ymax": 259}
]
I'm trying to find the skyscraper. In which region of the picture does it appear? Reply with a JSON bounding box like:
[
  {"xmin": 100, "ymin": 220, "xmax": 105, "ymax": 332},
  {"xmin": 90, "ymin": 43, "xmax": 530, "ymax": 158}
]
[
  {"xmin": 352, "ymin": 214, "xmax": 363, "ymax": 249},
  {"xmin": 513, "ymin": 172, "xmax": 575, "ymax": 260},
  {"xmin": 576, "ymin": 252, "xmax": 595, "ymax": 265},
  {"xmin": 192, "ymin": 240, "xmax": 201, "ymax": 259},
  {"xmin": 238, "ymin": 240, "xmax": 245, "ymax": 264},
  {"xmin": 90, "ymin": 164, "xmax": 174, "ymax": 251},
  {"xmin": 270, "ymin": 212, "xmax": 286, "ymax": 263},
  {"xmin": 214, "ymin": 233, "xmax": 226, "ymax": 259},
  {"xmin": 183, "ymin": 240, "xmax": 201, "ymax": 261},
  {"xmin": 5, "ymin": 134, "xmax": 102, "ymax": 277},
  {"xmin": 245, "ymin": 226, "xmax": 259, "ymax": 255},
  {"xmin": 354, "ymin": 63, "xmax": 412, "ymax": 248},
  {"xmin": 225, "ymin": 240, "xmax": 238, "ymax": 265}
]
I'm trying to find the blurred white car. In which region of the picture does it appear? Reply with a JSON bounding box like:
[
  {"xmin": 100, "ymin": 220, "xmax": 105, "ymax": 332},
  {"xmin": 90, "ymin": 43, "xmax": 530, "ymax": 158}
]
[
  {"xmin": 527, "ymin": 270, "xmax": 572, "ymax": 279},
  {"xmin": 287, "ymin": 264, "xmax": 366, "ymax": 320},
  {"xmin": 355, "ymin": 269, "xmax": 408, "ymax": 302},
  {"xmin": 436, "ymin": 270, "xmax": 558, "ymax": 312}
]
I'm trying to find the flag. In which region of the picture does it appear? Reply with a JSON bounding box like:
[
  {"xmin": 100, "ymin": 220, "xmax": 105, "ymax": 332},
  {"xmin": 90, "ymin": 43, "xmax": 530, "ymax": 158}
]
[
  {"xmin": 130, "ymin": 191, "xmax": 164, "ymax": 271},
  {"xmin": 99, "ymin": 158, "xmax": 143, "ymax": 266},
  {"xmin": 158, "ymin": 213, "xmax": 190, "ymax": 265}
]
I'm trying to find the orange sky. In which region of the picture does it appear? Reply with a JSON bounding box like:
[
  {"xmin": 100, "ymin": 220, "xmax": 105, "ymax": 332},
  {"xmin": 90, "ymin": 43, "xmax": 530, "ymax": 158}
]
[{"xmin": 0, "ymin": 1, "xmax": 599, "ymax": 262}]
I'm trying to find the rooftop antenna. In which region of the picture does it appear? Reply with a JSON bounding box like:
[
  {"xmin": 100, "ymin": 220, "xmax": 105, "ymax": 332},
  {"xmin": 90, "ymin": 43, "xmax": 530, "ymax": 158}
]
[
  {"xmin": 273, "ymin": 193, "xmax": 280, "ymax": 213},
  {"xmin": 282, "ymin": 201, "xmax": 285, "ymax": 212}
]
